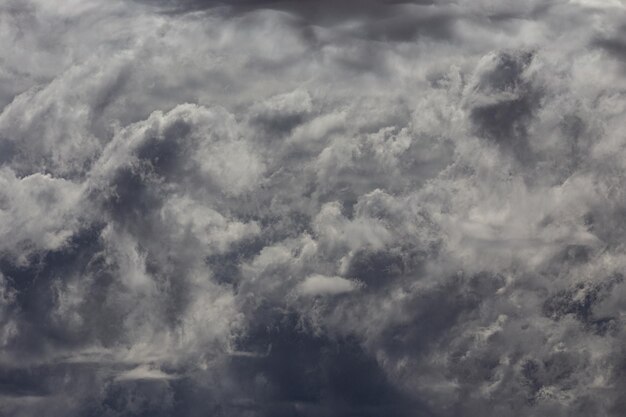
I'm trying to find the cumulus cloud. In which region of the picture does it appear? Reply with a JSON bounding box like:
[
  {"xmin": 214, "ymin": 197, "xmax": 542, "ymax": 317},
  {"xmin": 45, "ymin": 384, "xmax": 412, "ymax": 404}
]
[{"xmin": 1, "ymin": 0, "xmax": 626, "ymax": 416}]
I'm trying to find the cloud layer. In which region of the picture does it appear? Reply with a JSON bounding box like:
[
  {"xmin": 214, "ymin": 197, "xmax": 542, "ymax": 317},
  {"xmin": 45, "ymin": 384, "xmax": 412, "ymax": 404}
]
[{"xmin": 1, "ymin": 0, "xmax": 626, "ymax": 416}]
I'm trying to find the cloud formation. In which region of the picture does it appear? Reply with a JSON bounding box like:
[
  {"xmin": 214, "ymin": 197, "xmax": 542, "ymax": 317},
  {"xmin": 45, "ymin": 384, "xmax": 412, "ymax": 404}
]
[{"xmin": 1, "ymin": 0, "xmax": 626, "ymax": 416}]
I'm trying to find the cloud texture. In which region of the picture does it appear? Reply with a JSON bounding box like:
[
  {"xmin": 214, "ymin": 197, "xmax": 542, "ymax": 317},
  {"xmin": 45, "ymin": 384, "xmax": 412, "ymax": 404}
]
[{"xmin": 1, "ymin": 0, "xmax": 626, "ymax": 416}]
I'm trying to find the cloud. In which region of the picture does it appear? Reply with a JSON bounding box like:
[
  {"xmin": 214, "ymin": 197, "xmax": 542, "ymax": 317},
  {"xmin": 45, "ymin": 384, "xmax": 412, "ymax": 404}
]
[
  {"xmin": 115, "ymin": 364, "xmax": 179, "ymax": 381},
  {"xmin": 1, "ymin": 0, "xmax": 626, "ymax": 416},
  {"xmin": 296, "ymin": 274, "xmax": 361, "ymax": 296},
  {"xmin": 0, "ymin": 169, "xmax": 84, "ymax": 261}
]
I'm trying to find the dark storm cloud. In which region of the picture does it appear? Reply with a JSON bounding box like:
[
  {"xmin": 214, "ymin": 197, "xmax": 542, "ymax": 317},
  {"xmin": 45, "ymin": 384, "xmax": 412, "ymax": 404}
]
[
  {"xmin": 3, "ymin": 0, "xmax": 626, "ymax": 416},
  {"xmin": 464, "ymin": 50, "xmax": 543, "ymax": 166},
  {"xmin": 138, "ymin": 0, "xmax": 460, "ymax": 42},
  {"xmin": 142, "ymin": 0, "xmax": 438, "ymax": 19},
  {"xmin": 592, "ymin": 25, "xmax": 626, "ymax": 63},
  {"xmin": 543, "ymin": 273, "xmax": 624, "ymax": 335},
  {"xmin": 227, "ymin": 312, "xmax": 430, "ymax": 417}
]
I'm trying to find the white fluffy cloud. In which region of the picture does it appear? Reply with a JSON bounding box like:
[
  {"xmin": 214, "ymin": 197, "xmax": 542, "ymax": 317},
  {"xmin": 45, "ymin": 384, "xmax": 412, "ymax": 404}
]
[{"xmin": 296, "ymin": 274, "xmax": 361, "ymax": 297}]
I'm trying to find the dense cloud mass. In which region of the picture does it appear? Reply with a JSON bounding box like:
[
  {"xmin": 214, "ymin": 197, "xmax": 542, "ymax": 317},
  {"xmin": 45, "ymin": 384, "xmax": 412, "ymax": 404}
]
[{"xmin": 1, "ymin": 0, "xmax": 626, "ymax": 416}]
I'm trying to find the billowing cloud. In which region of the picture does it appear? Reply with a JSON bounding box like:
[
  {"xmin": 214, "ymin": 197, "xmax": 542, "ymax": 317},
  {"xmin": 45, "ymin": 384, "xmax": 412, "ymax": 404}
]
[{"xmin": 1, "ymin": 0, "xmax": 626, "ymax": 416}]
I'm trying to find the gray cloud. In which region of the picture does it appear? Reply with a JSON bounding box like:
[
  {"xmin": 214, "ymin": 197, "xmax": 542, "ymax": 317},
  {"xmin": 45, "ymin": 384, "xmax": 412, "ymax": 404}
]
[{"xmin": 1, "ymin": 0, "xmax": 626, "ymax": 416}]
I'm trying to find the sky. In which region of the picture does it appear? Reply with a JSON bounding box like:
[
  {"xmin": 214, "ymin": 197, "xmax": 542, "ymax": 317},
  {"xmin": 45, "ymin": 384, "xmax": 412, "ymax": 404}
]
[{"xmin": 1, "ymin": 0, "xmax": 626, "ymax": 416}]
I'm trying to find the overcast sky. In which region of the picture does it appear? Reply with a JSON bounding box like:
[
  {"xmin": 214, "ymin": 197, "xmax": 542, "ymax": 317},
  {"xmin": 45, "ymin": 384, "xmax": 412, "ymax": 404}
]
[{"xmin": 1, "ymin": 0, "xmax": 626, "ymax": 416}]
